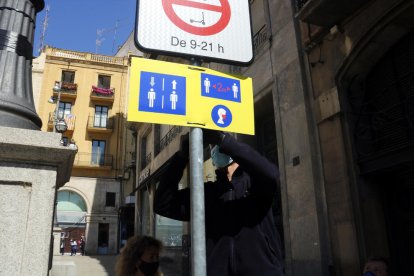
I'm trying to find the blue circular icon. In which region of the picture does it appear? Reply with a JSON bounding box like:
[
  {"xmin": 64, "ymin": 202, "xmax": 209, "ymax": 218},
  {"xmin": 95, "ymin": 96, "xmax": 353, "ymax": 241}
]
[{"xmin": 211, "ymin": 105, "xmax": 232, "ymax": 128}]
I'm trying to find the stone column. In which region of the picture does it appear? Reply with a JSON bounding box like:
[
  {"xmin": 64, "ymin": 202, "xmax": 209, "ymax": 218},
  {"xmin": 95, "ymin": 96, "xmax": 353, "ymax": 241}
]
[
  {"xmin": 0, "ymin": 0, "xmax": 44, "ymax": 130},
  {"xmin": 0, "ymin": 127, "xmax": 76, "ymax": 275}
]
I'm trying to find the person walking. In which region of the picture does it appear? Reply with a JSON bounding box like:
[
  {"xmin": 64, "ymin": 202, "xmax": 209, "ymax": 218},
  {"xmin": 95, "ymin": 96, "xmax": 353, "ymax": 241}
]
[
  {"xmin": 115, "ymin": 235, "xmax": 163, "ymax": 276},
  {"xmin": 79, "ymin": 236, "xmax": 86, "ymax": 256},
  {"xmin": 154, "ymin": 130, "xmax": 284, "ymax": 275},
  {"xmin": 59, "ymin": 233, "xmax": 66, "ymax": 256},
  {"xmin": 70, "ymin": 238, "xmax": 77, "ymax": 256}
]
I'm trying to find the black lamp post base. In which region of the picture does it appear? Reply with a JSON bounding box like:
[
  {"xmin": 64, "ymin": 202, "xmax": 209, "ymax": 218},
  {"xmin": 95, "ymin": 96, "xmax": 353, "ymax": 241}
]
[{"xmin": 0, "ymin": 108, "xmax": 42, "ymax": 130}]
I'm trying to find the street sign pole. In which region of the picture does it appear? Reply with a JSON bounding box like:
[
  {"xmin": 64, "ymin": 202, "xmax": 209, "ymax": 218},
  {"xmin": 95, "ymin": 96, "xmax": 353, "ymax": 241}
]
[
  {"xmin": 189, "ymin": 127, "xmax": 206, "ymax": 276},
  {"xmin": 189, "ymin": 59, "xmax": 206, "ymax": 276}
]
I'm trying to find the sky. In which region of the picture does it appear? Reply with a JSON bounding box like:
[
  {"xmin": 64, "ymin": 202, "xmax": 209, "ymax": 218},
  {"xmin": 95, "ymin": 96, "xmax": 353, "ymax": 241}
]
[{"xmin": 33, "ymin": 0, "xmax": 137, "ymax": 57}]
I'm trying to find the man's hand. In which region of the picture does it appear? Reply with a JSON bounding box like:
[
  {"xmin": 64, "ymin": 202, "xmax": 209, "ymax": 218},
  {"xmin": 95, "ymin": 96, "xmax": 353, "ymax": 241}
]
[
  {"xmin": 178, "ymin": 133, "xmax": 190, "ymax": 159},
  {"xmin": 203, "ymin": 129, "xmax": 225, "ymax": 147}
]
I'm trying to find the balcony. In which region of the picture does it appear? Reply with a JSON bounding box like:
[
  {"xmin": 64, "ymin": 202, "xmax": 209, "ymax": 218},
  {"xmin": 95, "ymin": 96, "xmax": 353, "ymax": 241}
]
[
  {"xmin": 47, "ymin": 47, "xmax": 128, "ymax": 66},
  {"xmin": 253, "ymin": 25, "xmax": 269, "ymax": 55},
  {"xmin": 90, "ymin": 85, "xmax": 115, "ymax": 104},
  {"xmin": 53, "ymin": 81, "xmax": 78, "ymax": 100},
  {"xmin": 295, "ymin": 0, "xmax": 370, "ymax": 27},
  {"xmin": 155, "ymin": 126, "xmax": 182, "ymax": 156},
  {"xmin": 73, "ymin": 152, "xmax": 113, "ymax": 169},
  {"xmin": 141, "ymin": 152, "xmax": 152, "ymax": 169},
  {"xmin": 87, "ymin": 116, "xmax": 114, "ymax": 134},
  {"xmin": 47, "ymin": 112, "xmax": 76, "ymax": 134}
]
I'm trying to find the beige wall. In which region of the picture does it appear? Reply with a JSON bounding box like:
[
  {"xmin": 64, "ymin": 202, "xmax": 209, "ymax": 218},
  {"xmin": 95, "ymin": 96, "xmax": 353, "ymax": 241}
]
[
  {"xmin": 36, "ymin": 46, "xmax": 129, "ymax": 179},
  {"xmin": 32, "ymin": 52, "xmax": 46, "ymax": 112}
]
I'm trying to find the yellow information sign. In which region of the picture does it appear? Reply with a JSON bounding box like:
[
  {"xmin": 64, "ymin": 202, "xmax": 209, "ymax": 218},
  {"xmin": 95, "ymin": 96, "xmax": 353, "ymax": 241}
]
[{"xmin": 127, "ymin": 57, "xmax": 254, "ymax": 135}]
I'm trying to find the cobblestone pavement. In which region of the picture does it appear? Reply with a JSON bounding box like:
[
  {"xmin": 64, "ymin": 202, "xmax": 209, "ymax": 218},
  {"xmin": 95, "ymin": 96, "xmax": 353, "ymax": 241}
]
[
  {"xmin": 51, "ymin": 254, "xmax": 117, "ymax": 276},
  {"xmin": 51, "ymin": 253, "xmax": 187, "ymax": 276}
]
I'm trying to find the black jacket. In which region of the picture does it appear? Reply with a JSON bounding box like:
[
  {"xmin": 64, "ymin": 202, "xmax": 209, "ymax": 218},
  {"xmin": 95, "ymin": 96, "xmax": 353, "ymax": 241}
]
[{"xmin": 154, "ymin": 134, "xmax": 284, "ymax": 276}]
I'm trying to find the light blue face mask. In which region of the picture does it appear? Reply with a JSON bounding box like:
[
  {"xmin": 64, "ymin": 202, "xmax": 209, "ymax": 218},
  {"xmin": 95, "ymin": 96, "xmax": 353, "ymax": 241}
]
[{"xmin": 211, "ymin": 145, "xmax": 233, "ymax": 168}]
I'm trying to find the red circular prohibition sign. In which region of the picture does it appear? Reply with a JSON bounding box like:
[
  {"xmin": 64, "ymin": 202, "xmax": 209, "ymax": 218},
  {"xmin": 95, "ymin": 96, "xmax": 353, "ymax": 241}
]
[{"xmin": 162, "ymin": 0, "xmax": 231, "ymax": 36}]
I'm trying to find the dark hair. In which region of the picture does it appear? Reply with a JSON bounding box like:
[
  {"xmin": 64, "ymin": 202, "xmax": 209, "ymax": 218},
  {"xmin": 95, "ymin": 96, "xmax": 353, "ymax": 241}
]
[
  {"xmin": 365, "ymin": 256, "xmax": 389, "ymax": 270},
  {"xmin": 115, "ymin": 235, "xmax": 163, "ymax": 276}
]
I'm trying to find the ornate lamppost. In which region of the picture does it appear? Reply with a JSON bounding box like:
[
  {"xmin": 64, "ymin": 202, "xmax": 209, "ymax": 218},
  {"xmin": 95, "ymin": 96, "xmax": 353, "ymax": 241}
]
[
  {"xmin": 0, "ymin": 0, "xmax": 44, "ymax": 130},
  {"xmin": 49, "ymin": 82, "xmax": 68, "ymax": 134}
]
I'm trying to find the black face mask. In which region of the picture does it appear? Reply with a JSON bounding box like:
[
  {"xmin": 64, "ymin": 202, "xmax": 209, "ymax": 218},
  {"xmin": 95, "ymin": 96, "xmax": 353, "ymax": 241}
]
[{"xmin": 139, "ymin": 261, "xmax": 159, "ymax": 276}]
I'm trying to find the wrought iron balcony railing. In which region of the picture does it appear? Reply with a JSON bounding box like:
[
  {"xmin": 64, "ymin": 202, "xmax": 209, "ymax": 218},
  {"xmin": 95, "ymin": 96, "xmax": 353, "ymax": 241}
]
[
  {"xmin": 73, "ymin": 152, "xmax": 113, "ymax": 168},
  {"xmin": 87, "ymin": 116, "xmax": 114, "ymax": 132},
  {"xmin": 253, "ymin": 25, "xmax": 269, "ymax": 55},
  {"xmin": 295, "ymin": 0, "xmax": 370, "ymax": 27},
  {"xmin": 295, "ymin": 0, "xmax": 309, "ymax": 11},
  {"xmin": 53, "ymin": 81, "xmax": 78, "ymax": 100},
  {"xmin": 47, "ymin": 112, "xmax": 76, "ymax": 132},
  {"xmin": 90, "ymin": 86, "xmax": 115, "ymax": 103},
  {"xmin": 155, "ymin": 126, "xmax": 182, "ymax": 156},
  {"xmin": 141, "ymin": 152, "xmax": 152, "ymax": 169}
]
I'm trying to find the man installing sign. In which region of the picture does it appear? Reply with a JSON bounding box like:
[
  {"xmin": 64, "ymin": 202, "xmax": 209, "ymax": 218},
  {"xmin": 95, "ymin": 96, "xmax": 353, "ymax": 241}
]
[{"xmin": 154, "ymin": 129, "xmax": 284, "ymax": 275}]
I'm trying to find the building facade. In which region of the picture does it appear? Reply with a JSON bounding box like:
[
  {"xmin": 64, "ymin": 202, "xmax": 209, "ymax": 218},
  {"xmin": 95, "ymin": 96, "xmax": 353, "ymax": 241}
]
[
  {"xmin": 126, "ymin": 0, "xmax": 414, "ymax": 275},
  {"xmin": 35, "ymin": 46, "xmax": 134, "ymax": 255}
]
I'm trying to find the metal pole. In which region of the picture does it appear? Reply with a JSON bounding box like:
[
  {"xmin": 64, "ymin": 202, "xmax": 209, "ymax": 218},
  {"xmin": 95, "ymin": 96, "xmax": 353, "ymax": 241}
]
[{"xmin": 189, "ymin": 59, "xmax": 206, "ymax": 276}]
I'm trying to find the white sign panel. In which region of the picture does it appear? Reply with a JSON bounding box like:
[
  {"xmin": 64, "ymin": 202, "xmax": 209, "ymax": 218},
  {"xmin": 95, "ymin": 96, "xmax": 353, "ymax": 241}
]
[{"xmin": 135, "ymin": 0, "xmax": 253, "ymax": 65}]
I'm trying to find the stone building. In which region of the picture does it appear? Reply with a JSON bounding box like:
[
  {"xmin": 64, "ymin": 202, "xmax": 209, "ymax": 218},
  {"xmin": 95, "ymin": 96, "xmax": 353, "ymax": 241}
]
[{"xmin": 126, "ymin": 0, "xmax": 414, "ymax": 275}]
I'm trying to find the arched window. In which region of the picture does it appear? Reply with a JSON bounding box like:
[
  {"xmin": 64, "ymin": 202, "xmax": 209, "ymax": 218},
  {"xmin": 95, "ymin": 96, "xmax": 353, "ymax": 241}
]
[
  {"xmin": 57, "ymin": 191, "xmax": 86, "ymax": 212},
  {"xmin": 56, "ymin": 191, "xmax": 87, "ymax": 227}
]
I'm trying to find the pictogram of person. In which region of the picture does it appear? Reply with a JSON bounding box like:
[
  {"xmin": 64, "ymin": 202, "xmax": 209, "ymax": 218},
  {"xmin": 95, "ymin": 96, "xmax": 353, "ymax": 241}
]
[
  {"xmin": 148, "ymin": 88, "xmax": 156, "ymax": 108},
  {"xmin": 170, "ymin": 91, "xmax": 178, "ymax": 110},
  {"xmin": 217, "ymin": 108, "xmax": 227, "ymax": 124},
  {"xmin": 204, "ymin": 78, "xmax": 211, "ymax": 93},
  {"xmin": 232, "ymin": 83, "xmax": 239, "ymax": 99}
]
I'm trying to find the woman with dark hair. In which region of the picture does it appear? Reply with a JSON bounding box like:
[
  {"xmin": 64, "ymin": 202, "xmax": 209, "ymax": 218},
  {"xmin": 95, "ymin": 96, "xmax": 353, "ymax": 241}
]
[
  {"xmin": 363, "ymin": 256, "xmax": 389, "ymax": 276},
  {"xmin": 115, "ymin": 235, "xmax": 163, "ymax": 276}
]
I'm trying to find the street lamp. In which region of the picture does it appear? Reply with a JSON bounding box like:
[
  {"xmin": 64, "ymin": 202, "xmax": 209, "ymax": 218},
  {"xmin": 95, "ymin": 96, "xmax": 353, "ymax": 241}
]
[
  {"xmin": 55, "ymin": 119, "xmax": 68, "ymax": 133},
  {"xmin": 49, "ymin": 81, "xmax": 68, "ymax": 134}
]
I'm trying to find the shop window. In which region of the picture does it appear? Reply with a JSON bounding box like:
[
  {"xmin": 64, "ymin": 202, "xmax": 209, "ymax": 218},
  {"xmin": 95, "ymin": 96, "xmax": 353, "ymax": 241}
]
[{"xmin": 155, "ymin": 167, "xmax": 188, "ymax": 247}]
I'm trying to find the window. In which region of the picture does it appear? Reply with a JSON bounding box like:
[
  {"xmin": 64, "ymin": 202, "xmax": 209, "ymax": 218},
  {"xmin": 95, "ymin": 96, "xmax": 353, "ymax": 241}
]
[
  {"xmin": 61, "ymin": 70, "xmax": 75, "ymax": 83},
  {"xmin": 94, "ymin": 105, "xmax": 108, "ymax": 128},
  {"xmin": 56, "ymin": 191, "xmax": 87, "ymax": 227},
  {"xmin": 140, "ymin": 136, "xmax": 147, "ymax": 169},
  {"xmin": 155, "ymin": 169, "xmax": 187, "ymax": 247},
  {"xmin": 140, "ymin": 188, "xmax": 151, "ymax": 235},
  {"xmin": 98, "ymin": 75, "xmax": 111, "ymax": 89},
  {"xmin": 105, "ymin": 192, "xmax": 116, "ymax": 207},
  {"xmin": 154, "ymin": 124, "xmax": 161, "ymax": 155},
  {"xmin": 57, "ymin": 102, "xmax": 72, "ymax": 119},
  {"xmin": 57, "ymin": 191, "xmax": 87, "ymax": 212},
  {"xmin": 92, "ymin": 140, "xmax": 106, "ymax": 165}
]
